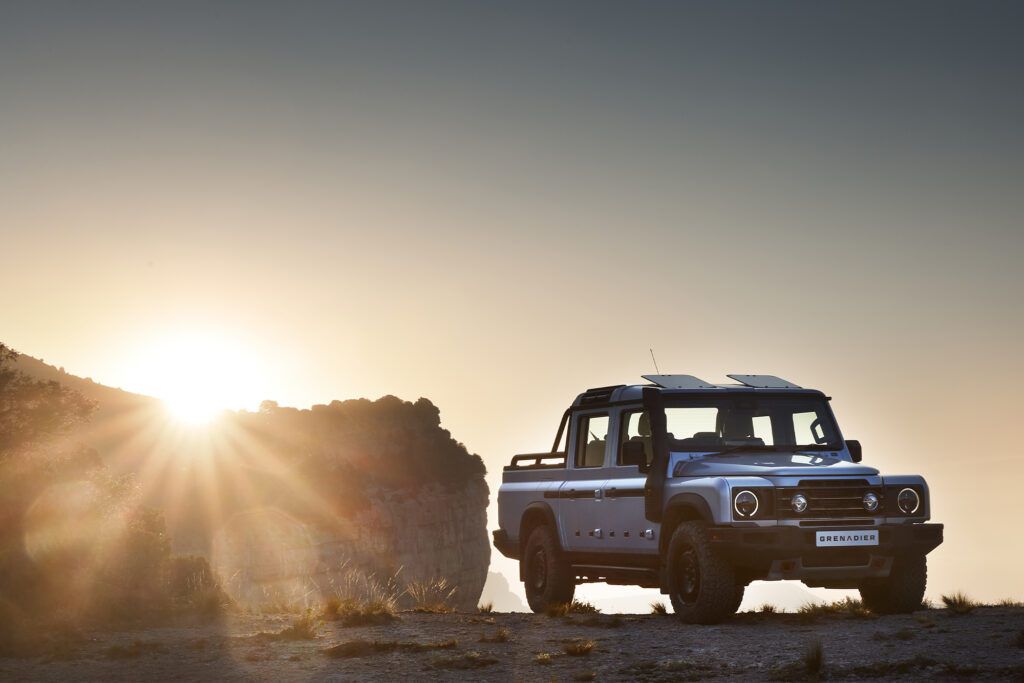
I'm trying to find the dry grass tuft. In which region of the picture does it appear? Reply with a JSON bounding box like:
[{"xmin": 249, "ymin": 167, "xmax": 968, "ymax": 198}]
[
  {"xmin": 804, "ymin": 638, "xmax": 824, "ymax": 675},
  {"xmin": 759, "ymin": 603, "xmax": 778, "ymax": 614},
  {"xmin": 997, "ymin": 598, "xmax": 1023, "ymax": 608},
  {"xmin": 477, "ymin": 602, "xmax": 494, "ymax": 614},
  {"xmin": 406, "ymin": 577, "xmax": 458, "ymax": 613},
  {"xmin": 798, "ymin": 597, "xmax": 871, "ymax": 619},
  {"xmin": 650, "ymin": 601, "xmax": 668, "ymax": 615},
  {"xmin": 568, "ymin": 599, "xmax": 601, "ymax": 614},
  {"xmin": 272, "ymin": 611, "xmax": 321, "ymax": 641},
  {"xmin": 479, "ymin": 626, "xmax": 511, "ymax": 643},
  {"xmin": 544, "ymin": 599, "xmax": 601, "ymax": 618},
  {"xmin": 321, "ymin": 597, "xmax": 398, "ymax": 626},
  {"xmin": 544, "ymin": 602, "xmax": 569, "ymax": 617},
  {"xmin": 941, "ymin": 592, "xmax": 977, "ymax": 614},
  {"xmin": 534, "ymin": 652, "xmax": 553, "ymax": 665},
  {"xmin": 562, "ymin": 639, "xmax": 596, "ymax": 656}
]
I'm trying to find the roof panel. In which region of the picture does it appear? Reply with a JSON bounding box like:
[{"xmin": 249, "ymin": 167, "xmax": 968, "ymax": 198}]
[
  {"xmin": 726, "ymin": 374, "xmax": 802, "ymax": 389},
  {"xmin": 641, "ymin": 374, "xmax": 717, "ymax": 389}
]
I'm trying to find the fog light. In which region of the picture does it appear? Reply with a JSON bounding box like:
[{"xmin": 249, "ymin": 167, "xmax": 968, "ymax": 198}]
[
  {"xmin": 862, "ymin": 491, "xmax": 879, "ymax": 512},
  {"xmin": 734, "ymin": 490, "xmax": 759, "ymax": 517},
  {"xmin": 897, "ymin": 488, "xmax": 920, "ymax": 514},
  {"xmin": 791, "ymin": 494, "xmax": 808, "ymax": 514}
]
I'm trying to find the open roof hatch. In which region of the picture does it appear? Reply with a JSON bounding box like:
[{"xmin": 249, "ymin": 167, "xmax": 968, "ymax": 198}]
[
  {"xmin": 726, "ymin": 374, "xmax": 802, "ymax": 389},
  {"xmin": 641, "ymin": 374, "xmax": 716, "ymax": 389}
]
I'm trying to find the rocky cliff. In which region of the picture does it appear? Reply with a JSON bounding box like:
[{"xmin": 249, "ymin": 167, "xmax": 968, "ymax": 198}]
[{"xmin": 211, "ymin": 480, "xmax": 490, "ymax": 611}]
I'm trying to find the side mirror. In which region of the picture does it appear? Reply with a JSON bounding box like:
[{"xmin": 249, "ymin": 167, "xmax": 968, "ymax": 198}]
[
  {"xmin": 846, "ymin": 439, "xmax": 862, "ymax": 463},
  {"xmin": 622, "ymin": 441, "xmax": 648, "ymax": 470}
]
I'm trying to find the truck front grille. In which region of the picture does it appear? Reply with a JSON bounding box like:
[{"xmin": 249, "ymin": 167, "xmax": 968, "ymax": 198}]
[{"xmin": 775, "ymin": 479, "xmax": 881, "ymax": 519}]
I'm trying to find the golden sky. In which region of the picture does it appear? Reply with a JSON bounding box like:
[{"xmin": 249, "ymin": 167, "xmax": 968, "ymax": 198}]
[{"xmin": 2, "ymin": 1, "xmax": 1022, "ymax": 607}]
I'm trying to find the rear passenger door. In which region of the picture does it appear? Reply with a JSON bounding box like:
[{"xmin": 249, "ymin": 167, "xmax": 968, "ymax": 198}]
[
  {"xmin": 603, "ymin": 409, "xmax": 658, "ymax": 554},
  {"xmin": 561, "ymin": 411, "xmax": 610, "ymax": 552}
]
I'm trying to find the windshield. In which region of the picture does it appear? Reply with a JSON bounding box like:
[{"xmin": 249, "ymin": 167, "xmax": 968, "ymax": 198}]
[{"xmin": 662, "ymin": 394, "xmax": 841, "ymax": 452}]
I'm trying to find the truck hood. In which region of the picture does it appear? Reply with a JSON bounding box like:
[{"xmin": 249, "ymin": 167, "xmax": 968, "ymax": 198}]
[{"xmin": 672, "ymin": 452, "xmax": 880, "ymax": 478}]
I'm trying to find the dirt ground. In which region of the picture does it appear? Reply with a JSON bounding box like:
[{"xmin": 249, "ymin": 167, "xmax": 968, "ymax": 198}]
[{"xmin": 2, "ymin": 606, "xmax": 1022, "ymax": 681}]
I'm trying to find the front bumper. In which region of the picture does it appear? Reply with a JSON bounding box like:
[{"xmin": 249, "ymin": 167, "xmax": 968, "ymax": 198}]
[{"xmin": 709, "ymin": 523, "xmax": 943, "ymax": 586}]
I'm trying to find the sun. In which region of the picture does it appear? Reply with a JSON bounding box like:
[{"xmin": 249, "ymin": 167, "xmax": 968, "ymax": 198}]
[{"xmin": 126, "ymin": 331, "xmax": 264, "ymax": 424}]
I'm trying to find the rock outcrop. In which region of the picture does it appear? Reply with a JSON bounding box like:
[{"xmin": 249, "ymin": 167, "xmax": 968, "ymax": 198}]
[{"xmin": 212, "ymin": 480, "xmax": 490, "ymax": 611}]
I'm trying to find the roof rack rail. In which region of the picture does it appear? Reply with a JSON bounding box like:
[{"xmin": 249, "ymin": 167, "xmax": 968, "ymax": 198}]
[{"xmin": 580, "ymin": 384, "xmax": 624, "ymax": 404}]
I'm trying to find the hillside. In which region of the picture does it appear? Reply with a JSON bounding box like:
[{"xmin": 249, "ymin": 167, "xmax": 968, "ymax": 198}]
[{"xmin": 8, "ymin": 351, "xmax": 491, "ymax": 610}]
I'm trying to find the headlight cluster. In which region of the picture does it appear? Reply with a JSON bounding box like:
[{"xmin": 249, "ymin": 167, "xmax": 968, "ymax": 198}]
[
  {"xmin": 733, "ymin": 490, "xmax": 759, "ymax": 517},
  {"xmin": 884, "ymin": 484, "xmax": 924, "ymax": 516},
  {"xmin": 732, "ymin": 488, "xmax": 775, "ymax": 520},
  {"xmin": 897, "ymin": 487, "xmax": 920, "ymax": 514}
]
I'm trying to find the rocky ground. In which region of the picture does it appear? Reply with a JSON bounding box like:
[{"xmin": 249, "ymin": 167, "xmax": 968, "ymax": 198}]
[{"xmin": 1, "ymin": 605, "xmax": 1021, "ymax": 681}]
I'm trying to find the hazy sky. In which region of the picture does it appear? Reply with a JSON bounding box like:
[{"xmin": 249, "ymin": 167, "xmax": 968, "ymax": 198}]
[{"xmin": 2, "ymin": 1, "xmax": 1022, "ymax": 606}]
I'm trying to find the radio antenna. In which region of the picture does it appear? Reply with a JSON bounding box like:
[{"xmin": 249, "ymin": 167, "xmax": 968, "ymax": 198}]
[{"xmin": 649, "ymin": 348, "xmax": 661, "ymax": 374}]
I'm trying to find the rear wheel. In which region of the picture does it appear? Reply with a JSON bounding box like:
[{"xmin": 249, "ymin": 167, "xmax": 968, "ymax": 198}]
[
  {"xmin": 859, "ymin": 554, "xmax": 927, "ymax": 614},
  {"xmin": 522, "ymin": 525, "xmax": 575, "ymax": 612},
  {"xmin": 666, "ymin": 521, "xmax": 738, "ymax": 624}
]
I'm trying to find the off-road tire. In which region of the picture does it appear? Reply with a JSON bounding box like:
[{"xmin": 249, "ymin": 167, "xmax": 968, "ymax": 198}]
[
  {"xmin": 523, "ymin": 525, "xmax": 575, "ymax": 612},
  {"xmin": 666, "ymin": 521, "xmax": 738, "ymax": 624},
  {"xmin": 859, "ymin": 554, "xmax": 927, "ymax": 614}
]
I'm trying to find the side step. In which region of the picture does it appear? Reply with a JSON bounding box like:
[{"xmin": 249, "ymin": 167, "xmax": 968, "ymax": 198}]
[{"xmin": 573, "ymin": 565, "xmax": 660, "ymax": 589}]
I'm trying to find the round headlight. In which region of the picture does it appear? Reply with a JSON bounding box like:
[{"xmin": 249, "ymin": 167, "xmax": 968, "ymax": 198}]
[
  {"xmin": 897, "ymin": 488, "xmax": 920, "ymax": 514},
  {"xmin": 734, "ymin": 490, "xmax": 759, "ymax": 518},
  {"xmin": 862, "ymin": 491, "xmax": 879, "ymax": 512},
  {"xmin": 791, "ymin": 493, "xmax": 808, "ymax": 514}
]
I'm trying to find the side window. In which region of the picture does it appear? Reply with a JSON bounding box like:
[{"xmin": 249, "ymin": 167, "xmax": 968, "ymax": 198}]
[
  {"xmin": 618, "ymin": 411, "xmax": 653, "ymax": 466},
  {"xmin": 575, "ymin": 414, "xmax": 610, "ymax": 468}
]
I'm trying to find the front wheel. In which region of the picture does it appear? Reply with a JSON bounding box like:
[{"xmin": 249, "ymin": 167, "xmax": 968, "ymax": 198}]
[
  {"xmin": 666, "ymin": 521, "xmax": 738, "ymax": 624},
  {"xmin": 859, "ymin": 554, "xmax": 927, "ymax": 614},
  {"xmin": 522, "ymin": 525, "xmax": 575, "ymax": 612}
]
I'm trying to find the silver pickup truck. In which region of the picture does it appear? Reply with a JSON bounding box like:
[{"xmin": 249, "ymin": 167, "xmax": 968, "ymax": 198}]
[{"xmin": 493, "ymin": 375, "xmax": 943, "ymax": 623}]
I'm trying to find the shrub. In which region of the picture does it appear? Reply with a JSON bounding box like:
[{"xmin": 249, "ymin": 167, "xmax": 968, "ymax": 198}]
[
  {"xmin": 941, "ymin": 592, "xmax": 976, "ymax": 614},
  {"xmin": 650, "ymin": 601, "xmax": 668, "ymax": 615}
]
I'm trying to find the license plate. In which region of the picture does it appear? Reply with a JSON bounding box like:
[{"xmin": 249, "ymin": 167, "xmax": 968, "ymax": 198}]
[{"xmin": 815, "ymin": 530, "xmax": 879, "ymax": 547}]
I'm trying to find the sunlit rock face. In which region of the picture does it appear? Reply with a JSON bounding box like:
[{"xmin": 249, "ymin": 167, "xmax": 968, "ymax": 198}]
[
  {"xmin": 212, "ymin": 481, "xmax": 490, "ymax": 610},
  {"xmin": 205, "ymin": 396, "xmax": 491, "ymax": 612}
]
